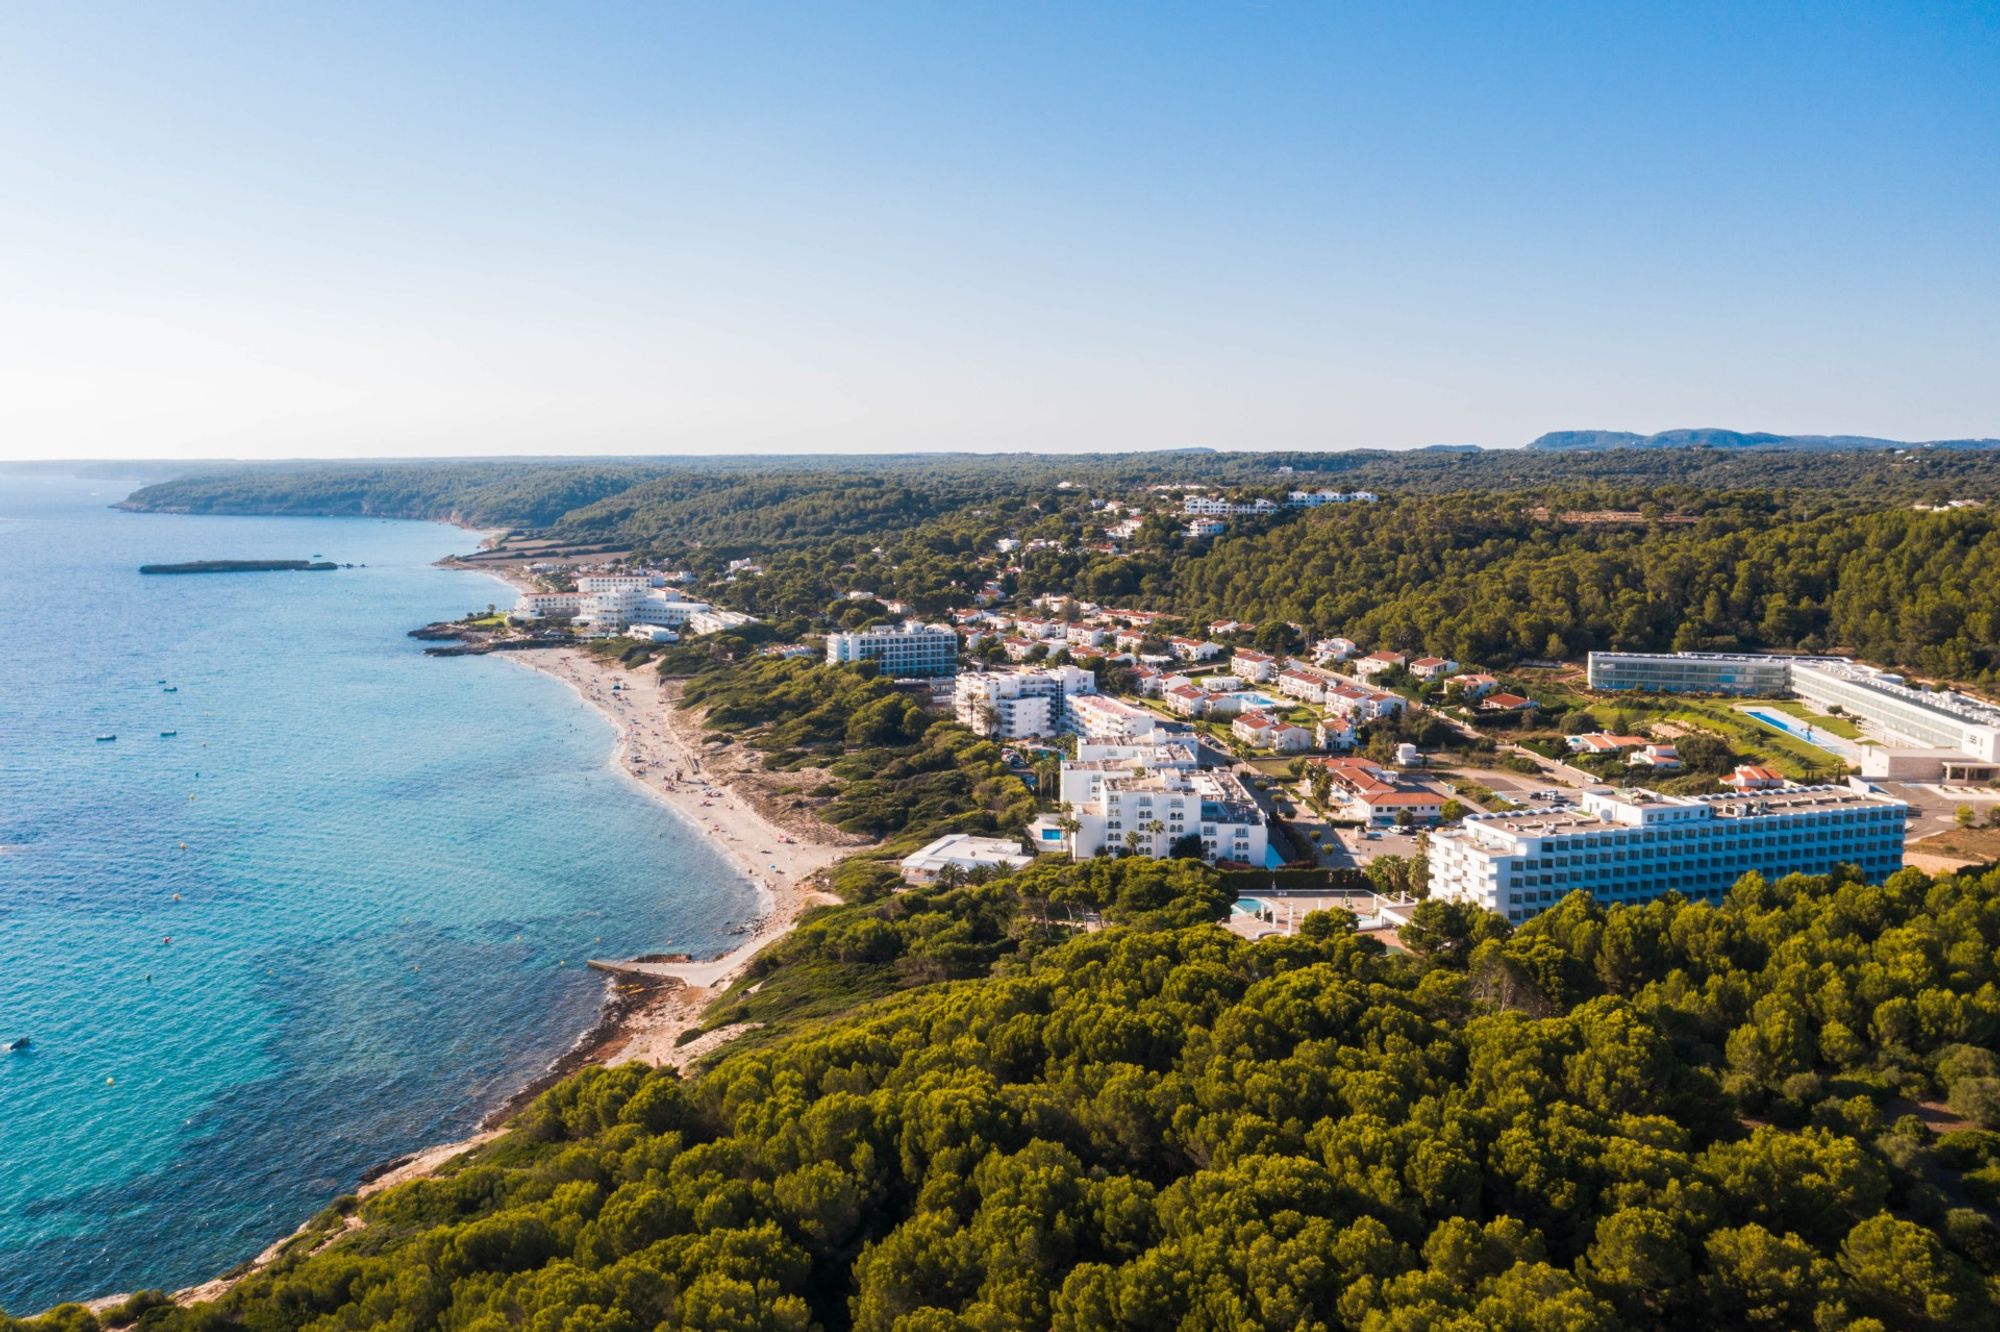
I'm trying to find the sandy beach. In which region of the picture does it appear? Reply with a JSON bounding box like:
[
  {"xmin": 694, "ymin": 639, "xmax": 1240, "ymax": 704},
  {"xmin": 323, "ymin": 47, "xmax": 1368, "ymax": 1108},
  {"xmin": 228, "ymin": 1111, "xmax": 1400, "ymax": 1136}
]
[
  {"xmin": 497, "ymin": 645, "xmax": 849, "ymax": 924},
  {"xmin": 136, "ymin": 607, "xmax": 864, "ymax": 1316}
]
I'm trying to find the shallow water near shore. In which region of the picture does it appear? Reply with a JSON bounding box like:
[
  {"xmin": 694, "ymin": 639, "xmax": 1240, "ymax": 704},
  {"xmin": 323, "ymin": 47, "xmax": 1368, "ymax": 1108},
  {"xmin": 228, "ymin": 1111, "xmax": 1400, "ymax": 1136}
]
[{"xmin": 0, "ymin": 474, "xmax": 756, "ymax": 1312}]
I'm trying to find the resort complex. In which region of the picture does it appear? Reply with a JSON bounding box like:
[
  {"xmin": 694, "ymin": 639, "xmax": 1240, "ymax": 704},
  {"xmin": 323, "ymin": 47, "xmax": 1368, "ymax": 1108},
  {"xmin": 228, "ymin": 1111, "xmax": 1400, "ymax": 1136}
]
[
  {"xmin": 1030, "ymin": 740, "xmax": 1269, "ymax": 866},
  {"xmin": 1430, "ymin": 781, "xmax": 1910, "ymax": 923},
  {"xmin": 823, "ymin": 621, "xmax": 961, "ymax": 677},
  {"xmin": 29, "ymin": 0, "xmax": 2000, "ymax": 1315},
  {"xmin": 1589, "ymin": 651, "xmax": 2000, "ymax": 779},
  {"xmin": 75, "ymin": 439, "xmax": 2000, "ymax": 1329}
]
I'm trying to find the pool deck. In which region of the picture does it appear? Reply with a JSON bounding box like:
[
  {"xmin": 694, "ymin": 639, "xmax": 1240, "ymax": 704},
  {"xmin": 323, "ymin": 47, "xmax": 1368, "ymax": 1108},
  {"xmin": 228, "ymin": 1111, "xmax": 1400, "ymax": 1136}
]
[{"xmin": 1736, "ymin": 704, "xmax": 1865, "ymax": 762}]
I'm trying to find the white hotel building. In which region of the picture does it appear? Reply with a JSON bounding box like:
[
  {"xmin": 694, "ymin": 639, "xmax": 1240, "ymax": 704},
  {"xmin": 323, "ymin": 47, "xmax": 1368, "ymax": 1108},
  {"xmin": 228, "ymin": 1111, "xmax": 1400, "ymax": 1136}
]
[
  {"xmin": 579, "ymin": 589, "xmax": 715, "ymax": 634},
  {"xmin": 825, "ymin": 622, "xmax": 960, "ymax": 677},
  {"xmin": 1588, "ymin": 651, "xmax": 2000, "ymax": 776},
  {"xmin": 576, "ymin": 574, "xmax": 655, "ymax": 593},
  {"xmin": 1790, "ymin": 660, "xmax": 2000, "ymax": 766},
  {"xmin": 512, "ymin": 583, "xmax": 721, "ymax": 636},
  {"xmin": 1429, "ymin": 783, "xmax": 1908, "ymax": 924},
  {"xmin": 1031, "ymin": 743, "xmax": 1269, "ymax": 866},
  {"xmin": 954, "ymin": 666, "xmax": 1098, "ymax": 739},
  {"xmin": 1585, "ymin": 651, "xmax": 1828, "ymax": 696},
  {"xmin": 1066, "ymin": 694, "xmax": 1167, "ymax": 744},
  {"xmin": 513, "ymin": 590, "xmax": 587, "ymax": 618}
]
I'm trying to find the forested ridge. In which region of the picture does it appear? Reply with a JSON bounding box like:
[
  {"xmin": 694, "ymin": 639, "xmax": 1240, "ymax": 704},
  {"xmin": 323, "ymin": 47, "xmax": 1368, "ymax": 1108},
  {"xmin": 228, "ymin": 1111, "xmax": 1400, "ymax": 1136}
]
[
  {"xmin": 119, "ymin": 448, "xmax": 2000, "ymax": 541},
  {"xmin": 1147, "ymin": 499, "xmax": 2000, "ymax": 683},
  {"xmin": 120, "ymin": 451, "xmax": 2000, "ymax": 684},
  {"xmin": 26, "ymin": 859, "xmax": 2000, "ymax": 1332}
]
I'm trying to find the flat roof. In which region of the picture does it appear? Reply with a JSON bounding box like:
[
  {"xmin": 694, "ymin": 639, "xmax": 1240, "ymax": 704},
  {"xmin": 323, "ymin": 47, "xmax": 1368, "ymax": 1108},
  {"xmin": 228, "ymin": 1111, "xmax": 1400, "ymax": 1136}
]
[
  {"xmin": 1459, "ymin": 784, "xmax": 1899, "ymax": 839},
  {"xmin": 1797, "ymin": 660, "xmax": 2000, "ymax": 729}
]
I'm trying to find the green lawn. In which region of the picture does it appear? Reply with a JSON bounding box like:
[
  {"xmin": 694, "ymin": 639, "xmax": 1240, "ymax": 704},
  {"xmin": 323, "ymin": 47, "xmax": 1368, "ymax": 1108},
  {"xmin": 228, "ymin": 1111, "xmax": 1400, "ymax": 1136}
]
[
  {"xmin": 1431, "ymin": 771, "xmax": 1517, "ymax": 812},
  {"xmin": 1759, "ymin": 697, "xmax": 1866, "ymax": 739},
  {"xmin": 1563, "ymin": 692, "xmax": 1849, "ymax": 781}
]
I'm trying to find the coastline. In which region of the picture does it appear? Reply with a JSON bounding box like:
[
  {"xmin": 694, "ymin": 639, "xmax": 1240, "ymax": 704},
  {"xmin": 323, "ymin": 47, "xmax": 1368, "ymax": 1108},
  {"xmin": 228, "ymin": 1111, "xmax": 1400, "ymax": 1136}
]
[
  {"xmin": 86, "ymin": 536, "xmax": 862, "ymax": 1321},
  {"xmin": 362, "ymin": 561, "xmax": 857, "ymax": 1172}
]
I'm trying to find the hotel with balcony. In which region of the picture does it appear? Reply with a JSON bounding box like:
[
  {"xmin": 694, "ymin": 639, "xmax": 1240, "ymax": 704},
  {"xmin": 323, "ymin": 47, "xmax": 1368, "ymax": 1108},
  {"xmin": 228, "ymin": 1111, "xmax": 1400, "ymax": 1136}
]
[
  {"xmin": 1588, "ymin": 651, "xmax": 2000, "ymax": 778},
  {"xmin": 1429, "ymin": 782, "xmax": 1908, "ymax": 923},
  {"xmin": 1030, "ymin": 742, "xmax": 1268, "ymax": 866},
  {"xmin": 825, "ymin": 621, "xmax": 961, "ymax": 677}
]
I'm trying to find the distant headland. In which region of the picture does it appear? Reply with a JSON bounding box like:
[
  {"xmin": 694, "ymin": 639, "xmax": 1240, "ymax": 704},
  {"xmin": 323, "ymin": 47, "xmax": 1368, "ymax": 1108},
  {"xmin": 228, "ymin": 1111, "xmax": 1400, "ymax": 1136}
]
[{"xmin": 138, "ymin": 560, "xmax": 340, "ymax": 575}]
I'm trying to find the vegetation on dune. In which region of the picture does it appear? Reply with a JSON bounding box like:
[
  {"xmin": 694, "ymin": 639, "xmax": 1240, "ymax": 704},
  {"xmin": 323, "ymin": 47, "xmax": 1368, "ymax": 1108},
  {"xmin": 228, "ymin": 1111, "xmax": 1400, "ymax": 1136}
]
[
  {"xmin": 82, "ymin": 450, "xmax": 2000, "ymax": 1329},
  {"xmin": 22, "ymin": 858, "xmax": 2000, "ymax": 1331},
  {"xmin": 674, "ymin": 657, "xmax": 1035, "ymax": 895}
]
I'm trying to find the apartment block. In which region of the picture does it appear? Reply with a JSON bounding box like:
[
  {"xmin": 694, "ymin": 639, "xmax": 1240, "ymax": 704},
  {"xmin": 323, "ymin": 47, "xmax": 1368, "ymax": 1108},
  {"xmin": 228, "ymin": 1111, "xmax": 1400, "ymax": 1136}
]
[
  {"xmin": 1032, "ymin": 752, "xmax": 1268, "ymax": 866},
  {"xmin": 825, "ymin": 622, "xmax": 960, "ymax": 677},
  {"xmin": 954, "ymin": 666, "xmax": 1097, "ymax": 738},
  {"xmin": 1429, "ymin": 783, "xmax": 1907, "ymax": 923},
  {"xmin": 1066, "ymin": 693, "xmax": 1166, "ymax": 744}
]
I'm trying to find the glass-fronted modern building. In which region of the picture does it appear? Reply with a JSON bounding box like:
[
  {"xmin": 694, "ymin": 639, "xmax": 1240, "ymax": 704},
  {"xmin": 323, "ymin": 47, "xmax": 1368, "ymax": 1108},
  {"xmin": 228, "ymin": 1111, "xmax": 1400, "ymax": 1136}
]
[
  {"xmin": 1587, "ymin": 652, "xmax": 2000, "ymax": 766},
  {"xmin": 1585, "ymin": 651, "xmax": 1825, "ymax": 695}
]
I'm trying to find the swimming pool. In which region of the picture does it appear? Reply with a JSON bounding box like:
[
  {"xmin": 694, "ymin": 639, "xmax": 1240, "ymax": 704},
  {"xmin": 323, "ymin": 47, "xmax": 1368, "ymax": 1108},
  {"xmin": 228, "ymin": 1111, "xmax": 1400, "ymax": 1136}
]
[{"xmin": 1742, "ymin": 707, "xmax": 1860, "ymax": 759}]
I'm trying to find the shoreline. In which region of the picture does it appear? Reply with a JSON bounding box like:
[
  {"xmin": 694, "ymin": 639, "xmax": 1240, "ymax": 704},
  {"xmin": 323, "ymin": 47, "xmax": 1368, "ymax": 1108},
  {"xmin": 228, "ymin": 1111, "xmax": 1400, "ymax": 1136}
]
[{"xmin": 83, "ymin": 537, "xmax": 859, "ymax": 1321}]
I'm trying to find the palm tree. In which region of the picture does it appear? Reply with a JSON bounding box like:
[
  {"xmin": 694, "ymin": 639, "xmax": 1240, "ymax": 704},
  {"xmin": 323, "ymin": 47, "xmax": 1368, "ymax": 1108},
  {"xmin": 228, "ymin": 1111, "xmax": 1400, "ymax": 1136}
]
[{"xmin": 1057, "ymin": 801, "xmax": 1080, "ymax": 841}]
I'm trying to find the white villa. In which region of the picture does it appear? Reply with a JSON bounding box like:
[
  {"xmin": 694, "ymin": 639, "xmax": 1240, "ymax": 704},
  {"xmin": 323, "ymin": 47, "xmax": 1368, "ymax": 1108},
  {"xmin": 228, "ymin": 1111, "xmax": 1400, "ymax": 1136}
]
[
  {"xmin": 1231, "ymin": 650, "xmax": 1279, "ymax": 682},
  {"xmin": 898, "ymin": 834, "xmax": 1035, "ymax": 885}
]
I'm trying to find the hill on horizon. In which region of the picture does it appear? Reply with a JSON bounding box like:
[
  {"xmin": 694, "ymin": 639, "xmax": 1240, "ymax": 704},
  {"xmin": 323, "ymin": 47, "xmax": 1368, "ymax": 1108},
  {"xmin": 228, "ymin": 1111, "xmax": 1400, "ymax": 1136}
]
[{"xmin": 1528, "ymin": 427, "xmax": 2000, "ymax": 452}]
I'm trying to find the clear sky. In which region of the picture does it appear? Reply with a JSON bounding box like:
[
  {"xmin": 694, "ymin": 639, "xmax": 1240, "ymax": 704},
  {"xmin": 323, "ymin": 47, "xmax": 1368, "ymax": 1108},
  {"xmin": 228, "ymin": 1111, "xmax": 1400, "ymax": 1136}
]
[{"xmin": 1, "ymin": 2, "xmax": 1995, "ymax": 460}]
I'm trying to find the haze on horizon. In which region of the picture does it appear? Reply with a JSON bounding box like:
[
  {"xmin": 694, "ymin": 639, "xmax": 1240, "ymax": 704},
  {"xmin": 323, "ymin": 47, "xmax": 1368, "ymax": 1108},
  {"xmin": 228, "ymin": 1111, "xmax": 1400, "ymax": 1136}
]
[{"xmin": 1, "ymin": 1, "xmax": 1995, "ymax": 464}]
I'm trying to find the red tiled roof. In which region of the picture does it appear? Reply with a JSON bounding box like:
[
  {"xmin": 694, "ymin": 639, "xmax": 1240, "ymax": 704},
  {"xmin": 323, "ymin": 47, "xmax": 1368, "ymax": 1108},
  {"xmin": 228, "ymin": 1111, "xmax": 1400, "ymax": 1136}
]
[{"xmin": 1363, "ymin": 790, "xmax": 1444, "ymax": 806}]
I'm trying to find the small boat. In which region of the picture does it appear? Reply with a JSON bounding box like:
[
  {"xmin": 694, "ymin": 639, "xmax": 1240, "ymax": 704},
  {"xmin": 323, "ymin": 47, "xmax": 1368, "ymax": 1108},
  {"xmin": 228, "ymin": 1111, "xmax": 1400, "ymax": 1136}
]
[
  {"xmin": 162, "ymin": 686, "xmax": 178, "ymax": 693},
  {"xmin": 160, "ymin": 731, "xmax": 178, "ymax": 738},
  {"xmin": 96, "ymin": 734, "xmax": 116, "ymax": 742},
  {"xmin": 5, "ymin": 1037, "xmax": 29, "ymax": 1053}
]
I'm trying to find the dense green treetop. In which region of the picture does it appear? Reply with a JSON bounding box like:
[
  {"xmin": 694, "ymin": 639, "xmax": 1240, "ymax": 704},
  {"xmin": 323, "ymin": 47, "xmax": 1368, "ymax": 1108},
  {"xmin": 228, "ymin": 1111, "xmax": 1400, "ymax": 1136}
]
[
  {"xmin": 120, "ymin": 451, "xmax": 2000, "ymax": 684},
  {"xmin": 24, "ymin": 858, "xmax": 2000, "ymax": 1332}
]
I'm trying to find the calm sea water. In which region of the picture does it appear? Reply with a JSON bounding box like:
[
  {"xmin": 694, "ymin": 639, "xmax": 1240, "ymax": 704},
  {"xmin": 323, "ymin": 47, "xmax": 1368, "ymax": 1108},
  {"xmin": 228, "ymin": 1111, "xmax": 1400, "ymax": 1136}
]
[{"xmin": 0, "ymin": 473, "xmax": 757, "ymax": 1313}]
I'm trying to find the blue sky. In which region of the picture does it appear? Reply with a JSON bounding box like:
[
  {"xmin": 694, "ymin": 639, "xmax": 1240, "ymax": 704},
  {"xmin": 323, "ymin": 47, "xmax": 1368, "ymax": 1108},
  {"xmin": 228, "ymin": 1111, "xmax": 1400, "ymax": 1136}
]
[{"xmin": 1, "ymin": 2, "xmax": 1994, "ymax": 458}]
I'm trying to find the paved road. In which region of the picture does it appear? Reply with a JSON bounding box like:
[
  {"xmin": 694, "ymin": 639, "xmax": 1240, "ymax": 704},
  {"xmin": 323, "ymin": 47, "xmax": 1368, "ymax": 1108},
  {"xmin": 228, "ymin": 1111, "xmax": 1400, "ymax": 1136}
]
[{"xmin": 1498, "ymin": 744, "xmax": 1597, "ymax": 788}]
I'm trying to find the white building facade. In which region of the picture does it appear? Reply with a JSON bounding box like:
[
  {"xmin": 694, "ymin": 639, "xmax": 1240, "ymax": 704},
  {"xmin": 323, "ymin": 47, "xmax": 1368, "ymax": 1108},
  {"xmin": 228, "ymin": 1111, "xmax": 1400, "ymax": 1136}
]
[
  {"xmin": 1429, "ymin": 783, "xmax": 1908, "ymax": 924},
  {"xmin": 1033, "ymin": 752, "xmax": 1268, "ymax": 866},
  {"xmin": 825, "ymin": 622, "xmax": 960, "ymax": 677},
  {"xmin": 954, "ymin": 666, "xmax": 1098, "ymax": 739},
  {"xmin": 1066, "ymin": 693, "xmax": 1165, "ymax": 744},
  {"xmin": 1588, "ymin": 652, "xmax": 2000, "ymax": 770}
]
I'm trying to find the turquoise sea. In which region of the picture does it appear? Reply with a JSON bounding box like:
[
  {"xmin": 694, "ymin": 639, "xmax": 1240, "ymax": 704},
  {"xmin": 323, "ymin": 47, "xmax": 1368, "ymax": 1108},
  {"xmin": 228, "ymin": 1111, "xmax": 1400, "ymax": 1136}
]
[{"xmin": 0, "ymin": 473, "xmax": 757, "ymax": 1313}]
